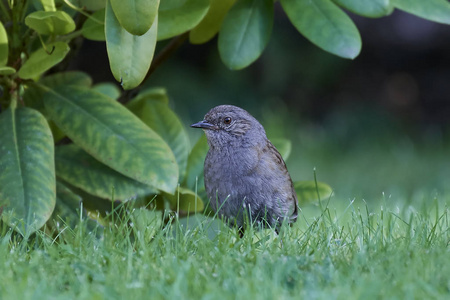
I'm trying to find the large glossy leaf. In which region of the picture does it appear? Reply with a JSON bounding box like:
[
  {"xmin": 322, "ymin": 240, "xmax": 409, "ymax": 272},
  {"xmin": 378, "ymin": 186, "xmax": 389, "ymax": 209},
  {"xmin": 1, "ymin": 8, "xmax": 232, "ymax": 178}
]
[
  {"xmin": 294, "ymin": 181, "xmax": 333, "ymax": 205},
  {"xmin": 41, "ymin": 85, "xmax": 178, "ymax": 193},
  {"xmin": 333, "ymin": 0, "xmax": 393, "ymax": 18},
  {"xmin": 0, "ymin": 104, "xmax": 55, "ymax": 235},
  {"xmin": 105, "ymin": 0, "xmax": 158, "ymax": 90},
  {"xmin": 82, "ymin": 9, "xmax": 106, "ymax": 41},
  {"xmin": 25, "ymin": 71, "xmax": 87, "ymax": 142},
  {"xmin": 18, "ymin": 42, "xmax": 70, "ymax": 79},
  {"xmin": 189, "ymin": 0, "xmax": 237, "ymax": 44},
  {"xmin": 158, "ymin": 0, "xmax": 210, "ymax": 41},
  {"xmin": 55, "ymin": 144, "xmax": 157, "ymax": 200},
  {"xmin": 0, "ymin": 22, "xmax": 8, "ymax": 66},
  {"xmin": 40, "ymin": 0, "xmax": 56, "ymax": 11},
  {"xmin": 281, "ymin": 0, "xmax": 361, "ymax": 59},
  {"xmin": 393, "ymin": 0, "xmax": 450, "ymax": 24},
  {"xmin": 218, "ymin": 0, "xmax": 273, "ymax": 70},
  {"xmin": 183, "ymin": 135, "xmax": 208, "ymax": 192},
  {"xmin": 126, "ymin": 89, "xmax": 190, "ymax": 181},
  {"xmin": 24, "ymin": 71, "xmax": 92, "ymax": 115},
  {"xmin": 270, "ymin": 138, "xmax": 291, "ymax": 161},
  {"xmin": 25, "ymin": 11, "xmax": 76, "ymax": 35},
  {"xmin": 110, "ymin": 0, "xmax": 159, "ymax": 35}
]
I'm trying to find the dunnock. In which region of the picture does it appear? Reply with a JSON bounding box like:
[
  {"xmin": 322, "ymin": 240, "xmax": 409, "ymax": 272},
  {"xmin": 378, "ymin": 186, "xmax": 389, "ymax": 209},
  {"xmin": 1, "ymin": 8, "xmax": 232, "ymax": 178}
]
[{"xmin": 191, "ymin": 105, "xmax": 298, "ymax": 235}]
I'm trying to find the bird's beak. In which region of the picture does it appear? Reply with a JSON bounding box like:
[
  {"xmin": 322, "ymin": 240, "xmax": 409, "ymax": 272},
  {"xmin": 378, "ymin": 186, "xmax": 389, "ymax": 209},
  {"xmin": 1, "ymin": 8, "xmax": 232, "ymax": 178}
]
[{"xmin": 190, "ymin": 120, "xmax": 216, "ymax": 130}]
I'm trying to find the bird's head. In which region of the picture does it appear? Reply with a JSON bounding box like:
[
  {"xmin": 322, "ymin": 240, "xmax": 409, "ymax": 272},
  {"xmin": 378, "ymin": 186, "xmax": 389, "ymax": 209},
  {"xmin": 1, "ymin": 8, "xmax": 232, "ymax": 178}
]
[{"xmin": 191, "ymin": 105, "xmax": 266, "ymax": 148}]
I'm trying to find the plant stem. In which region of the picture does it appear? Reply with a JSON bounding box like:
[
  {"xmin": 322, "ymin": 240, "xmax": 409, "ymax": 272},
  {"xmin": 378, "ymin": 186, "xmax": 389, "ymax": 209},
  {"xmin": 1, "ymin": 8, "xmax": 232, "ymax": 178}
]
[
  {"xmin": 63, "ymin": 0, "xmax": 91, "ymax": 19},
  {"xmin": 19, "ymin": 0, "xmax": 29, "ymax": 21},
  {"xmin": 147, "ymin": 31, "xmax": 189, "ymax": 78},
  {"xmin": 57, "ymin": 29, "xmax": 84, "ymax": 43},
  {"xmin": 0, "ymin": 0, "xmax": 10, "ymax": 22}
]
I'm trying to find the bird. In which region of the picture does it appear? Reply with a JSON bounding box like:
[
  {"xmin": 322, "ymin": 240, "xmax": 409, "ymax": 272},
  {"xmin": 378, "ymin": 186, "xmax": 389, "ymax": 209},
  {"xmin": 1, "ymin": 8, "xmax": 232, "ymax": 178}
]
[{"xmin": 191, "ymin": 105, "xmax": 298, "ymax": 236}]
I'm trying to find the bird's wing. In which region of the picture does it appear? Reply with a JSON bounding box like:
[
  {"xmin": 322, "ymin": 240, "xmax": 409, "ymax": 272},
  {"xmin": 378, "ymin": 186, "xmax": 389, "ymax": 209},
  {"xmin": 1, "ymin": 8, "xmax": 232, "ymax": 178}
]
[{"xmin": 266, "ymin": 140, "xmax": 299, "ymax": 222}]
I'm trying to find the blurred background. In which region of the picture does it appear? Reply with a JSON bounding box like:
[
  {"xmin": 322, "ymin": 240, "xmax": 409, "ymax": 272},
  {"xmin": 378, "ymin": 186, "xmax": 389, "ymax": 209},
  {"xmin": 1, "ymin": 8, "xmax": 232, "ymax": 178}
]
[{"xmin": 70, "ymin": 6, "xmax": 450, "ymax": 205}]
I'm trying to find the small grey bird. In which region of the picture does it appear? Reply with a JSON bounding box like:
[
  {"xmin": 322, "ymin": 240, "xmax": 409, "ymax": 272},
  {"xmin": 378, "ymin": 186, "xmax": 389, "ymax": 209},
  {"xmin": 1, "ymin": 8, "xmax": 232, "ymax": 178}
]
[{"xmin": 191, "ymin": 105, "xmax": 298, "ymax": 235}]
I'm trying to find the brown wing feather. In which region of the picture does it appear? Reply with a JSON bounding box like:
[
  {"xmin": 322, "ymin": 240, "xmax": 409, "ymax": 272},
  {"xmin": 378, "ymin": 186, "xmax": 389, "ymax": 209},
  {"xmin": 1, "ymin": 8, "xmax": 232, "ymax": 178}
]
[{"xmin": 266, "ymin": 140, "xmax": 299, "ymax": 223}]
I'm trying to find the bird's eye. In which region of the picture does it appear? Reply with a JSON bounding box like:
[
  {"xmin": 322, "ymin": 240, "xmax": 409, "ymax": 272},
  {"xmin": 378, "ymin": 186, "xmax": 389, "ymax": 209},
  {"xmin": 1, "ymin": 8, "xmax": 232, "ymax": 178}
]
[{"xmin": 223, "ymin": 117, "xmax": 232, "ymax": 124}]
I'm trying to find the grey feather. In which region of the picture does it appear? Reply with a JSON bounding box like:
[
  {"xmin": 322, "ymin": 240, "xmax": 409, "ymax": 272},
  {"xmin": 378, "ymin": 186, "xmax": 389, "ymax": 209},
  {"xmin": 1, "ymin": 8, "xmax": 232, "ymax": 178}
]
[{"xmin": 191, "ymin": 105, "xmax": 298, "ymax": 232}]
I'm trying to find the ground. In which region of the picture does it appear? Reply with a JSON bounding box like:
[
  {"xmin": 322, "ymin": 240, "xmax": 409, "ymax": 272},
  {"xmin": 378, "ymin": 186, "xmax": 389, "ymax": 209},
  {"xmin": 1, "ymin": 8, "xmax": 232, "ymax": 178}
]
[{"xmin": 0, "ymin": 124, "xmax": 449, "ymax": 299}]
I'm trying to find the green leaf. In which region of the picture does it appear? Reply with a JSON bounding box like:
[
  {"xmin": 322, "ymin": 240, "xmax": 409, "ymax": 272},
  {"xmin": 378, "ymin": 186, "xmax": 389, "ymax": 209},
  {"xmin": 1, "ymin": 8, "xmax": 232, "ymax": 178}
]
[
  {"xmin": 158, "ymin": 0, "xmax": 210, "ymax": 41},
  {"xmin": 392, "ymin": 0, "xmax": 450, "ymax": 24},
  {"xmin": 92, "ymin": 82, "xmax": 121, "ymax": 99},
  {"xmin": 50, "ymin": 181, "xmax": 83, "ymax": 229},
  {"xmin": 270, "ymin": 138, "xmax": 291, "ymax": 161},
  {"xmin": 189, "ymin": 0, "xmax": 237, "ymax": 44},
  {"xmin": 132, "ymin": 87, "xmax": 169, "ymax": 104},
  {"xmin": 82, "ymin": 9, "xmax": 106, "ymax": 41},
  {"xmin": 23, "ymin": 71, "xmax": 92, "ymax": 143},
  {"xmin": 183, "ymin": 135, "xmax": 208, "ymax": 192},
  {"xmin": 164, "ymin": 187, "xmax": 204, "ymax": 213},
  {"xmin": 281, "ymin": 0, "xmax": 361, "ymax": 59},
  {"xmin": 18, "ymin": 41, "xmax": 70, "ymax": 80},
  {"xmin": 105, "ymin": 0, "xmax": 158, "ymax": 90},
  {"xmin": 55, "ymin": 144, "xmax": 157, "ymax": 200},
  {"xmin": 25, "ymin": 11, "xmax": 76, "ymax": 35},
  {"xmin": 0, "ymin": 104, "xmax": 56, "ymax": 235},
  {"xmin": 41, "ymin": 70, "xmax": 92, "ymax": 87},
  {"xmin": 110, "ymin": 0, "xmax": 159, "ymax": 35},
  {"xmin": 126, "ymin": 88, "xmax": 190, "ymax": 181},
  {"xmin": 333, "ymin": 0, "xmax": 393, "ymax": 18},
  {"xmin": 218, "ymin": 0, "xmax": 273, "ymax": 70},
  {"xmin": 0, "ymin": 22, "xmax": 8, "ymax": 66},
  {"xmin": 294, "ymin": 181, "xmax": 333, "ymax": 205},
  {"xmin": 24, "ymin": 72, "xmax": 90, "ymax": 143},
  {"xmin": 42, "ymin": 85, "xmax": 178, "ymax": 193},
  {"xmin": 24, "ymin": 71, "xmax": 92, "ymax": 115},
  {"xmin": 0, "ymin": 67, "xmax": 15, "ymax": 75},
  {"xmin": 40, "ymin": 0, "xmax": 56, "ymax": 11}
]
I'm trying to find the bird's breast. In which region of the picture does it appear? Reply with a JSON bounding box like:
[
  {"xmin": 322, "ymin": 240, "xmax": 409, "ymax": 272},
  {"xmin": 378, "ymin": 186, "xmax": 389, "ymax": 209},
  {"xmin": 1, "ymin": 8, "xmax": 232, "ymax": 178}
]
[{"xmin": 218, "ymin": 146, "xmax": 259, "ymax": 176}]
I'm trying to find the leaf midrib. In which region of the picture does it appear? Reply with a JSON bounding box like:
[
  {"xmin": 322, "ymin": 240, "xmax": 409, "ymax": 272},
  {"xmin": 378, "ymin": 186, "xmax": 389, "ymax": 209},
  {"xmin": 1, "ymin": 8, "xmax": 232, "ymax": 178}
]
[
  {"xmin": 230, "ymin": 0, "xmax": 259, "ymax": 67},
  {"xmin": 10, "ymin": 106, "xmax": 30, "ymax": 229},
  {"xmin": 310, "ymin": 0, "xmax": 349, "ymax": 43}
]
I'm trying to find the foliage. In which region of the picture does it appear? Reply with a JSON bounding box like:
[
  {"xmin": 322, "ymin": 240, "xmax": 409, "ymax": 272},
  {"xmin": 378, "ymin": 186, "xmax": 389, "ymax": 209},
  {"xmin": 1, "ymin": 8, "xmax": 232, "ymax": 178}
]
[
  {"xmin": 0, "ymin": 0, "xmax": 449, "ymax": 235},
  {"xmin": 0, "ymin": 197, "xmax": 448, "ymax": 299},
  {"xmin": 0, "ymin": 100, "xmax": 55, "ymax": 235}
]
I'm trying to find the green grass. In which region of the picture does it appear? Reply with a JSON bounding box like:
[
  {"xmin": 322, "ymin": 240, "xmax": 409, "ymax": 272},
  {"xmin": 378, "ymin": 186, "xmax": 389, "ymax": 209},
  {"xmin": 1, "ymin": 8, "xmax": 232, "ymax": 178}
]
[{"xmin": 0, "ymin": 194, "xmax": 448, "ymax": 299}]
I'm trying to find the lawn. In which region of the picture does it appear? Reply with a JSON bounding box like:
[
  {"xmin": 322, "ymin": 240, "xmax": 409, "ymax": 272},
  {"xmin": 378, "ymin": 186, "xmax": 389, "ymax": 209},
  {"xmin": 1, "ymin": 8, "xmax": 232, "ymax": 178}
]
[
  {"xmin": 0, "ymin": 120, "xmax": 449, "ymax": 300},
  {"xmin": 0, "ymin": 196, "xmax": 448, "ymax": 299}
]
